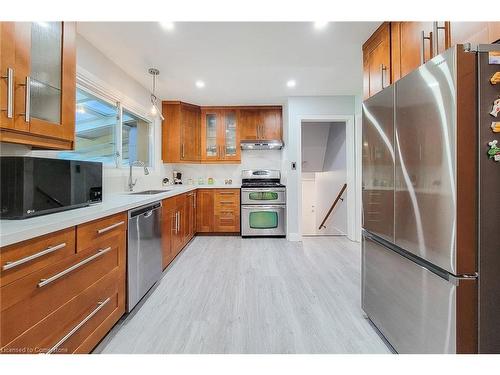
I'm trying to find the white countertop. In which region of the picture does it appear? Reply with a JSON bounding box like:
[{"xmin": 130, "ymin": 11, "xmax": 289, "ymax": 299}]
[{"xmin": 0, "ymin": 184, "xmax": 240, "ymax": 247}]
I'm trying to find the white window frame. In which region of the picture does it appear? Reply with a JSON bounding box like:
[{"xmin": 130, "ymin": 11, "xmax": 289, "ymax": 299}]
[{"xmin": 75, "ymin": 73, "xmax": 155, "ymax": 170}]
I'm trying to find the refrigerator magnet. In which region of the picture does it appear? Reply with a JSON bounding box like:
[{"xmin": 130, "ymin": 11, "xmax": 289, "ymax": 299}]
[
  {"xmin": 492, "ymin": 122, "xmax": 500, "ymax": 133},
  {"xmin": 487, "ymin": 140, "xmax": 500, "ymax": 162},
  {"xmin": 491, "ymin": 98, "xmax": 500, "ymax": 117},
  {"xmin": 490, "ymin": 72, "xmax": 500, "ymax": 85}
]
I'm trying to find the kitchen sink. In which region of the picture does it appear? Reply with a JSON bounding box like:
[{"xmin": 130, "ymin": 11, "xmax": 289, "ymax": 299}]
[{"xmin": 129, "ymin": 189, "xmax": 172, "ymax": 195}]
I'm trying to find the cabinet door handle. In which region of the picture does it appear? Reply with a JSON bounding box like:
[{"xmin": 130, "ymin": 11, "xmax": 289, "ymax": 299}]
[
  {"xmin": 97, "ymin": 221, "xmax": 125, "ymax": 234},
  {"xmin": 181, "ymin": 144, "xmax": 185, "ymax": 159},
  {"xmin": 37, "ymin": 247, "xmax": 111, "ymax": 288},
  {"xmin": 2, "ymin": 242, "xmax": 67, "ymax": 271},
  {"xmin": 432, "ymin": 22, "xmax": 447, "ymax": 56},
  {"xmin": 380, "ymin": 64, "xmax": 387, "ymax": 89},
  {"xmin": 1, "ymin": 67, "xmax": 14, "ymax": 118},
  {"xmin": 420, "ymin": 31, "xmax": 432, "ymax": 65},
  {"xmin": 45, "ymin": 297, "xmax": 111, "ymax": 354},
  {"xmin": 20, "ymin": 76, "xmax": 30, "ymax": 122}
]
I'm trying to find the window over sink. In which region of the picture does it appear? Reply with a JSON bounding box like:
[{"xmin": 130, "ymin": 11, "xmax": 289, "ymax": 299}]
[{"xmin": 59, "ymin": 87, "xmax": 153, "ymax": 168}]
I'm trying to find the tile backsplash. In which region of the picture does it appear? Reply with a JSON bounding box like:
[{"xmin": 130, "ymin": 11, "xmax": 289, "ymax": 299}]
[{"xmin": 0, "ymin": 142, "xmax": 282, "ymax": 193}]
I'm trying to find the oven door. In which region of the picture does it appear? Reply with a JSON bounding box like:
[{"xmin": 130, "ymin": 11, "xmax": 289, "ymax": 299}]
[
  {"xmin": 241, "ymin": 205, "xmax": 286, "ymax": 237},
  {"xmin": 241, "ymin": 188, "xmax": 286, "ymax": 205}
]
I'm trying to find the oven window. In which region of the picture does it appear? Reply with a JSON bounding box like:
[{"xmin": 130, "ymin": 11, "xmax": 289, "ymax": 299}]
[
  {"xmin": 249, "ymin": 211, "xmax": 278, "ymax": 229},
  {"xmin": 248, "ymin": 192, "xmax": 279, "ymax": 201}
]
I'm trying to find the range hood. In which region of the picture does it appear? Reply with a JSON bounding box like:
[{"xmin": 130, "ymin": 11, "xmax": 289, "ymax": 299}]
[{"xmin": 240, "ymin": 140, "xmax": 283, "ymax": 150}]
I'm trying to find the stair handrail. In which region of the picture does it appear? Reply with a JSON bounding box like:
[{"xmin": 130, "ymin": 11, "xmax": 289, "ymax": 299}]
[{"xmin": 318, "ymin": 183, "xmax": 347, "ymax": 230}]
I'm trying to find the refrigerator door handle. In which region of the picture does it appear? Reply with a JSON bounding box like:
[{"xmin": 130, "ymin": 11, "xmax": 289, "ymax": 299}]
[{"xmin": 448, "ymin": 273, "xmax": 478, "ymax": 286}]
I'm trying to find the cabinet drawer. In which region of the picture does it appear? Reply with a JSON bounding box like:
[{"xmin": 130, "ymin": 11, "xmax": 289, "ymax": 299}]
[
  {"xmin": 214, "ymin": 190, "xmax": 240, "ymax": 208},
  {"xmin": 0, "ymin": 228, "xmax": 76, "ymax": 287},
  {"xmin": 0, "ymin": 233, "xmax": 124, "ymax": 347},
  {"xmin": 1, "ymin": 268, "xmax": 122, "ymax": 354},
  {"xmin": 214, "ymin": 209, "xmax": 240, "ymax": 232},
  {"xmin": 76, "ymin": 212, "xmax": 127, "ymax": 253}
]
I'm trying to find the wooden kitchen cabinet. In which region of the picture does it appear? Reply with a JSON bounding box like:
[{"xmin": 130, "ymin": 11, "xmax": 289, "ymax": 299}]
[
  {"xmin": 200, "ymin": 108, "xmax": 240, "ymax": 163},
  {"xmin": 362, "ymin": 22, "xmax": 391, "ymax": 99},
  {"xmin": 0, "ymin": 212, "xmax": 126, "ymax": 354},
  {"xmin": 0, "ymin": 22, "xmax": 76, "ymax": 150},
  {"xmin": 161, "ymin": 198, "xmax": 176, "ymax": 269},
  {"xmin": 196, "ymin": 189, "xmax": 240, "ymax": 233},
  {"xmin": 162, "ymin": 192, "xmax": 197, "ymax": 268},
  {"xmin": 214, "ymin": 189, "xmax": 240, "ymax": 233},
  {"xmin": 239, "ymin": 106, "xmax": 282, "ymax": 141},
  {"xmin": 391, "ymin": 22, "xmax": 434, "ymax": 82},
  {"xmin": 196, "ymin": 189, "xmax": 215, "ymax": 233},
  {"xmin": 161, "ymin": 101, "xmax": 201, "ymax": 163}
]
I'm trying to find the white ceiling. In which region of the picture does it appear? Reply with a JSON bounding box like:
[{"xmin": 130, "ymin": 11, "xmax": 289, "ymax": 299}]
[{"xmin": 77, "ymin": 22, "xmax": 381, "ymax": 106}]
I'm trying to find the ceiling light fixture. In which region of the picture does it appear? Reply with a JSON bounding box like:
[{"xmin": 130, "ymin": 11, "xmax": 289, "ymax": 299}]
[
  {"xmin": 195, "ymin": 80, "xmax": 205, "ymax": 88},
  {"xmin": 160, "ymin": 22, "xmax": 175, "ymax": 31},
  {"xmin": 148, "ymin": 68, "xmax": 164, "ymax": 120},
  {"xmin": 314, "ymin": 21, "xmax": 329, "ymax": 29},
  {"xmin": 286, "ymin": 79, "xmax": 296, "ymax": 88}
]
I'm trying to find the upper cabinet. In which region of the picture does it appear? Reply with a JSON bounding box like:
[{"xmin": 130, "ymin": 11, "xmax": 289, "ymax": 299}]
[
  {"xmin": 200, "ymin": 108, "xmax": 240, "ymax": 163},
  {"xmin": 0, "ymin": 22, "xmax": 76, "ymax": 149},
  {"xmin": 162, "ymin": 101, "xmax": 201, "ymax": 163},
  {"xmin": 239, "ymin": 107, "xmax": 282, "ymax": 141},
  {"xmin": 161, "ymin": 104, "xmax": 282, "ymax": 164},
  {"xmin": 362, "ymin": 22, "xmax": 391, "ymax": 99},
  {"xmin": 363, "ymin": 21, "xmax": 500, "ymax": 99}
]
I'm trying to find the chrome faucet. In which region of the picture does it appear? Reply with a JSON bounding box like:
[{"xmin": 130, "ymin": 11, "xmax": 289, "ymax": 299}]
[{"xmin": 128, "ymin": 161, "xmax": 150, "ymax": 191}]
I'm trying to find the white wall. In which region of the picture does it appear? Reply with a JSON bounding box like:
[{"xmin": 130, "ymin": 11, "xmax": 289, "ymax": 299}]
[
  {"xmin": 283, "ymin": 96, "xmax": 357, "ymax": 241},
  {"xmin": 301, "ymin": 122, "xmax": 330, "ymax": 172}
]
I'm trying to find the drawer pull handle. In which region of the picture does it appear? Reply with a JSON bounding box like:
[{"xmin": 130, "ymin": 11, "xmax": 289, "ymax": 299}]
[
  {"xmin": 45, "ymin": 297, "xmax": 111, "ymax": 354},
  {"xmin": 2, "ymin": 243, "xmax": 67, "ymax": 271},
  {"xmin": 37, "ymin": 247, "xmax": 111, "ymax": 288},
  {"xmin": 97, "ymin": 221, "xmax": 124, "ymax": 234},
  {"xmin": 218, "ymin": 192, "xmax": 234, "ymax": 195},
  {"xmin": 219, "ymin": 201, "xmax": 235, "ymax": 204}
]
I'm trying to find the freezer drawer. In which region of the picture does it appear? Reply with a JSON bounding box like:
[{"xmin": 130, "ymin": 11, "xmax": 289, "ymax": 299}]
[{"xmin": 362, "ymin": 233, "xmax": 475, "ymax": 353}]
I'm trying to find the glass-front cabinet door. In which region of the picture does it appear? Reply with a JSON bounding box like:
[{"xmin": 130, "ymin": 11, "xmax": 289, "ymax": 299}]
[
  {"xmin": 202, "ymin": 111, "xmax": 220, "ymax": 161},
  {"xmin": 222, "ymin": 109, "xmax": 240, "ymax": 161},
  {"xmin": 0, "ymin": 22, "xmax": 76, "ymax": 149}
]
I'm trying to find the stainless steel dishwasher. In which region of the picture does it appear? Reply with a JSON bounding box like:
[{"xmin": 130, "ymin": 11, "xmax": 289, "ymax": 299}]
[{"xmin": 127, "ymin": 201, "xmax": 162, "ymax": 312}]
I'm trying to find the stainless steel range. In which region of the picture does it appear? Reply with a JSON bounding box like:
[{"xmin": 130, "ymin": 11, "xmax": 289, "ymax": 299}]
[{"xmin": 241, "ymin": 169, "xmax": 286, "ymax": 237}]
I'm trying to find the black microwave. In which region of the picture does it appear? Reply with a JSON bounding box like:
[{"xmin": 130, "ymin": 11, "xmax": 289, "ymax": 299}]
[{"xmin": 0, "ymin": 157, "xmax": 102, "ymax": 219}]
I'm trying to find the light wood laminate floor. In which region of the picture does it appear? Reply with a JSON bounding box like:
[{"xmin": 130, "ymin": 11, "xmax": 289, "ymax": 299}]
[{"xmin": 94, "ymin": 236, "xmax": 390, "ymax": 354}]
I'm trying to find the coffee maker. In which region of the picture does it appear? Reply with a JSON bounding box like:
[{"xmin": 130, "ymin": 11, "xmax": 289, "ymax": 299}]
[{"xmin": 173, "ymin": 170, "xmax": 183, "ymax": 184}]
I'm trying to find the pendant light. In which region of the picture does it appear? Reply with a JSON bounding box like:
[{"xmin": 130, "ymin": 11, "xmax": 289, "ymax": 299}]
[{"xmin": 149, "ymin": 68, "xmax": 164, "ymax": 120}]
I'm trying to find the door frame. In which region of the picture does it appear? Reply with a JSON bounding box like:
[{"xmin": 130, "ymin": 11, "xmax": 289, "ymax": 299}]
[{"xmin": 295, "ymin": 114, "xmax": 357, "ymax": 241}]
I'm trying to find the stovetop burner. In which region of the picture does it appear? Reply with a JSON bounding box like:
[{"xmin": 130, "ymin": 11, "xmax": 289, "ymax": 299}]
[{"xmin": 240, "ymin": 169, "xmax": 285, "ymax": 189}]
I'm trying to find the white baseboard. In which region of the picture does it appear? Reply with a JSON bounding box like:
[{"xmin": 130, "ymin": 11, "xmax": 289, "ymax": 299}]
[{"xmin": 287, "ymin": 233, "xmax": 302, "ymax": 242}]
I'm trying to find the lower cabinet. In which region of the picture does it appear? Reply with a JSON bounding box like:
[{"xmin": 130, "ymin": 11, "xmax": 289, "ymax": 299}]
[
  {"xmin": 196, "ymin": 189, "xmax": 240, "ymax": 233},
  {"xmin": 161, "ymin": 191, "xmax": 197, "ymax": 269},
  {"xmin": 0, "ymin": 212, "xmax": 127, "ymax": 354}
]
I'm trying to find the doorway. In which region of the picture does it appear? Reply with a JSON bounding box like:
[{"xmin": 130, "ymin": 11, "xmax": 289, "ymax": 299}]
[{"xmin": 301, "ymin": 121, "xmax": 348, "ymax": 237}]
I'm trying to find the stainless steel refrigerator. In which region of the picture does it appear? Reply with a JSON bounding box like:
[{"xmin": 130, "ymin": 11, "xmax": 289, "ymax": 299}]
[{"xmin": 361, "ymin": 44, "xmax": 500, "ymax": 354}]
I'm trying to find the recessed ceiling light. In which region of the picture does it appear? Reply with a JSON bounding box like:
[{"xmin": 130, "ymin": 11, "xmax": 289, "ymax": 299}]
[
  {"xmin": 314, "ymin": 21, "xmax": 329, "ymax": 29},
  {"xmin": 195, "ymin": 80, "xmax": 205, "ymax": 88},
  {"xmin": 286, "ymin": 80, "xmax": 296, "ymax": 88},
  {"xmin": 159, "ymin": 22, "xmax": 175, "ymax": 31}
]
